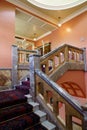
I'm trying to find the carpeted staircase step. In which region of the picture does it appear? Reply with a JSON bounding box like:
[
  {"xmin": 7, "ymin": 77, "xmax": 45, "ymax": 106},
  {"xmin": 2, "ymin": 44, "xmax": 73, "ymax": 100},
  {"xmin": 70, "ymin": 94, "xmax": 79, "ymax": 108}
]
[
  {"xmin": 0, "ymin": 103, "xmax": 33, "ymax": 122},
  {"xmin": 15, "ymin": 80, "xmax": 30, "ymax": 95},
  {"xmin": 34, "ymin": 110, "xmax": 46, "ymax": 122},
  {"xmin": 22, "ymin": 81, "xmax": 30, "ymax": 87},
  {"xmin": 0, "ymin": 112, "xmax": 41, "ymax": 130},
  {"xmin": 0, "ymin": 90, "xmax": 27, "ymax": 109},
  {"xmin": 29, "ymin": 124, "xmax": 48, "ymax": 130},
  {"xmin": 15, "ymin": 85, "xmax": 29, "ymax": 94},
  {"xmin": 29, "ymin": 102, "xmax": 39, "ymax": 112}
]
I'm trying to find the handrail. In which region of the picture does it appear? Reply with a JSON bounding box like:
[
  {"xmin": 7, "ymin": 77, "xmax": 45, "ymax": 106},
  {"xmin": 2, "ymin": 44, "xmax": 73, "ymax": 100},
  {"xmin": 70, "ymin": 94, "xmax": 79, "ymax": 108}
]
[{"xmin": 40, "ymin": 44, "xmax": 83, "ymax": 61}]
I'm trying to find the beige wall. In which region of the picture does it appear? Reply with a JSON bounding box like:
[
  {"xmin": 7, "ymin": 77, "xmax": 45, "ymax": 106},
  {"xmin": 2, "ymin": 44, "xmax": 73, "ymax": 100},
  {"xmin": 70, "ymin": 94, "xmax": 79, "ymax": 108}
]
[{"xmin": 0, "ymin": 0, "xmax": 15, "ymax": 68}]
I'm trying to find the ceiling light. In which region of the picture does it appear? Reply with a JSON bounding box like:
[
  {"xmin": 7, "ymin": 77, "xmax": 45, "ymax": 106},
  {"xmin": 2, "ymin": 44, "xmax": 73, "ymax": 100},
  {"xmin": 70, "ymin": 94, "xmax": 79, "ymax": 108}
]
[
  {"xmin": 33, "ymin": 33, "xmax": 37, "ymax": 41},
  {"xmin": 66, "ymin": 28, "xmax": 71, "ymax": 32},
  {"xmin": 58, "ymin": 17, "xmax": 62, "ymax": 27},
  {"xmin": 33, "ymin": 38, "xmax": 37, "ymax": 41},
  {"xmin": 58, "ymin": 23, "xmax": 62, "ymax": 27}
]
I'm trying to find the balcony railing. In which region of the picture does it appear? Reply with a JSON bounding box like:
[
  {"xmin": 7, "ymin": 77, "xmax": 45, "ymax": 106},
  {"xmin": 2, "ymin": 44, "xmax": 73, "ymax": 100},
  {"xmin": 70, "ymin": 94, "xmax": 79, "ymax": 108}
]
[
  {"xmin": 40, "ymin": 44, "xmax": 85, "ymax": 76},
  {"xmin": 18, "ymin": 48, "xmax": 37, "ymax": 65}
]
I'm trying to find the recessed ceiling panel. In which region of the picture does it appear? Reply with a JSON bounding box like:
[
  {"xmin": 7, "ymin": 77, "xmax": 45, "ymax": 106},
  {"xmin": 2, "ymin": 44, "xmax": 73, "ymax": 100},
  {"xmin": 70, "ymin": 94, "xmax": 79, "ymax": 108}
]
[
  {"xmin": 16, "ymin": 10, "xmax": 32, "ymax": 21},
  {"xmin": 41, "ymin": 24, "xmax": 56, "ymax": 31},
  {"xmin": 29, "ymin": 17, "xmax": 45, "ymax": 26}
]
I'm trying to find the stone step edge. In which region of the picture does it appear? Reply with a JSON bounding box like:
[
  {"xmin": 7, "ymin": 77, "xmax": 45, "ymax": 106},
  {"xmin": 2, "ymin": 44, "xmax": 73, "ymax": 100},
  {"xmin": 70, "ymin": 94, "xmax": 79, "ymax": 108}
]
[{"xmin": 42, "ymin": 120, "xmax": 56, "ymax": 130}]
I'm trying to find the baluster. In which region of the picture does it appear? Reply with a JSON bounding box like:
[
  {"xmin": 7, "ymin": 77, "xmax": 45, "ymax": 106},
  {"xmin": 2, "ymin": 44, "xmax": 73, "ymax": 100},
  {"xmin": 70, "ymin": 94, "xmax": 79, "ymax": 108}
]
[
  {"xmin": 45, "ymin": 62, "xmax": 49, "ymax": 75},
  {"xmin": 53, "ymin": 99, "xmax": 58, "ymax": 116},
  {"xmin": 18, "ymin": 51, "xmax": 22, "ymax": 63},
  {"xmin": 59, "ymin": 53, "xmax": 61, "ymax": 65},
  {"xmin": 66, "ymin": 112, "xmax": 72, "ymax": 130},
  {"xmin": 43, "ymin": 89, "xmax": 48, "ymax": 103},
  {"xmin": 64, "ymin": 45, "xmax": 69, "ymax": 62},
  {"xmin": 24, "ymin": 51, "xmax": 27, "ymax": 63}
]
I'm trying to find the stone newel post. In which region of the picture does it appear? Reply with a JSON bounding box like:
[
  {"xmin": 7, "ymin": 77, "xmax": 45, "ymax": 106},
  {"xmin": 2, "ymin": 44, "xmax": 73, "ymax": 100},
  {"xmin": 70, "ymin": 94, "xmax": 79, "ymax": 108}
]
[
  {"xmin": 12, "ymin": 45, "xmax": 18, "ymax": 88},
  {"xmin": 29, "ymin": 54, "xmax": 40, "ymax": 100},
  {"xmin": 83, "ymin": 47, "xmax": 87, "ymax": 71}
]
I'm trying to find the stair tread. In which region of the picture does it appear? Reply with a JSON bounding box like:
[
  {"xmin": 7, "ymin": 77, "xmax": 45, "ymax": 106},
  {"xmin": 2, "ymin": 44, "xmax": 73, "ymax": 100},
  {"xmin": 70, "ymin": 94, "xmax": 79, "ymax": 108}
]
[
  {"xmin": 0, "ymin": 90, "xmax": 27, "ymax": 109},
  {"xmin": 0, "ymin": 103, "xmax": 33, "ymax": 122},
  {"xmin": 34, "ymin": 110, "xmax": 46, "ymax": 117},
  {"xmin": 29, "ymin": 102, "xmax": 39, "ymax": 106},
  {"xmin": 29, "ymin": 124, "xmax": 48, "ymax": 130},
  {"xmin": 42, "ymin": 120, "xmax": 56, "ymax": 129},
  {"xmin": 25, "ymin": 94, "xmax": 32, "ymax": 98},
  {"xmin": 0, "ymin": 112, "xmax": 40, "ymax": 130}
]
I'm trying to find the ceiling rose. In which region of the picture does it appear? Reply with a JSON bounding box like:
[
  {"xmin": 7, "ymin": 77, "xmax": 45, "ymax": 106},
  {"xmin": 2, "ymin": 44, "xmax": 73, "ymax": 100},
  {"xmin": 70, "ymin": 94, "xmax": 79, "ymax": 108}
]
[{"xmin": 27, "ymin": 0, "xmax": 86, "ymax": 10}]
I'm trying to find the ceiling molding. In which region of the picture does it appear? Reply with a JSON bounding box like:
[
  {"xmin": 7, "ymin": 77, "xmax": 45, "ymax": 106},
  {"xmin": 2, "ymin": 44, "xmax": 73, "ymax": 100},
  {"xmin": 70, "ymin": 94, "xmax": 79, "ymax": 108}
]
[
  {"xmin": 61, "ymin": 5, "xmax": 87, "ymax": 25},
  {"xmin": 27, "ymin": 0, "xmax": 86, "ymax": 10},
  {"xmin": 6, "ymin": 0, "xmax": 58, "ymax": 27},
  {"xmin": 15, "ymin": 34, "xmax": 35, "ymax": 42},
  {"xmin": 6, "ymin": 0, "xmax": 87, "ymax": 41}
]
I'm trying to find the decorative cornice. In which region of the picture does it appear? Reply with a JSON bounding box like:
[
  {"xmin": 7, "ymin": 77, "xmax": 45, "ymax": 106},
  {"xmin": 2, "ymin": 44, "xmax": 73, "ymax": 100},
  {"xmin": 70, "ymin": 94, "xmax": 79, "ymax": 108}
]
[{"xmin": 27, "ymin": 0, "xmax": 86, "ymax": 10}]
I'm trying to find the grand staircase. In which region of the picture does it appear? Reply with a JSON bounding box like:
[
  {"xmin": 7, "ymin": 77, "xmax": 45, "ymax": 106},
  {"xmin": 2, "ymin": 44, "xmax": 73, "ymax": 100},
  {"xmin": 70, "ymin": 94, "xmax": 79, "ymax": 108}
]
[{"xmin": 0, "ymin": 79, "xmax": 56, "ymax": 130}]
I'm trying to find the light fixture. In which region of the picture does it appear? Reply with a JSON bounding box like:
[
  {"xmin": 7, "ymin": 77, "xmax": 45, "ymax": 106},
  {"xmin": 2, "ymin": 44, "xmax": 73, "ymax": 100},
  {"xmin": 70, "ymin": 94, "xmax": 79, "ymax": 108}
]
[
  {"xmin": 66, "ymin": 28, "xmax": 71, "ymax": 32},
  {"xmin": 33, "ymin": 33, "xmax": 37, "ymax": 41},
  {"xmin": 33, "ymin": 37, "xmax": 37, "ymax": 41},
  {"xmin": 58, "ymin": 17, "xmax": 62, "ymax": 27}
]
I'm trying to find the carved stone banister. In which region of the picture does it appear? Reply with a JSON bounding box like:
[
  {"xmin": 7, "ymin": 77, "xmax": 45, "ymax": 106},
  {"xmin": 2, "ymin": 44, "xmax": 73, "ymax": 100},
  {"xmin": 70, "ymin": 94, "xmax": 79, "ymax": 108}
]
[
  {"xmin": 35, "ymin": 69, "xmax": 87, "ymax": 130},
  {"xmin": 40, "ymin": 44, "xmax": 84, "ymax": 62},
  {"xmin": 40, "ymin": 44, "xmax": 85, "ymax": 77},
  {"xmin": 29, "ymin": 49, "xmax": 87, "ymax": 130},
  {"xmin": 35, "ymin": 69, "xmax": 82, "ymax": 113}
]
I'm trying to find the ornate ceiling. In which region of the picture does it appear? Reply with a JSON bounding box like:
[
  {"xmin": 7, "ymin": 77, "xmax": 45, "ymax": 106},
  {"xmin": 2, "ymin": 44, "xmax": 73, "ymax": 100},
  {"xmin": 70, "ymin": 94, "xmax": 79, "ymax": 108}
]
[
  {"xmin": 27, "ymin": 0, "xmax": 86, "ymax": 10},
  {"xmin": 6, "ymin": 0, "xmax": 87, "ymax": 42}
]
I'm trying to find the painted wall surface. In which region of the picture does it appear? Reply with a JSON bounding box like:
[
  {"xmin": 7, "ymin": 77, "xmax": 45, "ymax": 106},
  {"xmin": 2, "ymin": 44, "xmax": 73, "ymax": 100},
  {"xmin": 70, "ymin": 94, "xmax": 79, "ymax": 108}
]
[
  {"xmin": 57, "ymin": 70, "xmax": 86, "ymax": 97},
  {"xmin": 0, "ymin": 0, "xmax": 15, "ymax": 68},
  {"xmin": 36, "ymin": 11, "xmax": 87, "ymax": 51}
]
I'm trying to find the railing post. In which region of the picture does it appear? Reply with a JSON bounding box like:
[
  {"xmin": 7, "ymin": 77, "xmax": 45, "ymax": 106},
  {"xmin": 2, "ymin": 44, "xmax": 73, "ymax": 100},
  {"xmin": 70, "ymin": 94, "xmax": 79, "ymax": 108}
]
[
  {"xmin": 64, "ymin": 45, "xmax": 69, "ymax": 62},
  {"xmin": 12, "ymin": 45, "xmax": 18, "ymax": 87},
  {"xmin": 83, "ymin": 47, "xmax": 87, "ymax": 71},
  {"xmin": 66, "ymin": 113, "xmax": 72, "ymax": 130},
  {"xmin": 29, "ymin": 54, "xmax": 40, "ymax": 100}
]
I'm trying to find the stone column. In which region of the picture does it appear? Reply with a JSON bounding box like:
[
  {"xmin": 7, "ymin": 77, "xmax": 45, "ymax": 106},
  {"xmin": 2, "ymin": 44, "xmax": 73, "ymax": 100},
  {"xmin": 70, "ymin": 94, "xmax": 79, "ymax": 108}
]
[
  {"xmin": 83, "ymin": 47, "xmax": 87, "ymax": 71},
  {"xmin": 12, "ymin": 45, "xmax": 18, "ymax": 88},
  {"xmin": 29, "ymin": 54, "xmax": 40, "ymax": 100}
]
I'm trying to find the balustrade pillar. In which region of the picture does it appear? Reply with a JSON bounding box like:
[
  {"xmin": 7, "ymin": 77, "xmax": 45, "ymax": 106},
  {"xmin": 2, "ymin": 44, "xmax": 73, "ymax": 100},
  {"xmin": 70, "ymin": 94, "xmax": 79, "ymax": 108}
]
[
  {"xmin": 83, "ymin": 48, "xmax": 87, "ymax": 71},
  {"xmin": 66, "ymin": 112, "xmax": 72, "ymax": 130},
  {"xmin": 43, "ymin": 89, "xmax": 48, "ymax": 103},
  {"xmin": 29, "ymin": 54, "xmax": 40, "ymax": 100},
  {"xmin": 45, "ymin": 63, "xmax": 49, "ymax": 74},
  {"xmin": 65, "ymin": 45, "xmax": 69, "ymax": 62},
  {"xmin": 82, "ymin": 114, "xmax": 87, "ymax": 130},
  {"xmin": 18, "ymin": 52, "xmax": 22, "ymax": 63},
  {"xmin": 53, "ymin": 99, "xmax": 58, "ymax": 115},
  {"xmin": 12, "ymin": 45, "xmax": 18, "ymax": 87}
]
